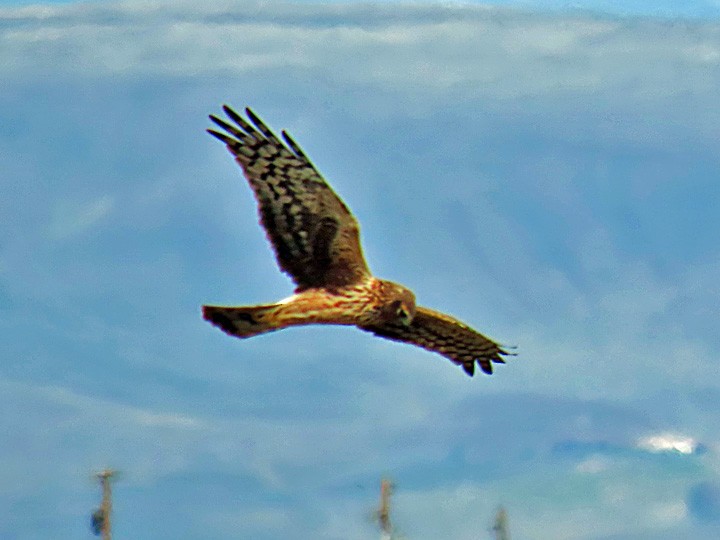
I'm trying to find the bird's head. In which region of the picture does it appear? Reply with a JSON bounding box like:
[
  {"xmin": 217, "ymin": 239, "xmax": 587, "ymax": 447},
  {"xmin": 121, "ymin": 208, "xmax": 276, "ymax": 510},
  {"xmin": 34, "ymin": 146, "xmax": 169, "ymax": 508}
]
[{"xmin": 379, "ymin": 281, "xmax": 416, "ymax": 326}]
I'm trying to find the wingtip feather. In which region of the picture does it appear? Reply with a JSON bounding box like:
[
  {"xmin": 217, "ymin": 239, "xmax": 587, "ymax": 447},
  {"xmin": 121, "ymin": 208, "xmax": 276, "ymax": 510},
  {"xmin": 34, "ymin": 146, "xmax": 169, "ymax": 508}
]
[
  {"xmin": 206, "ymin": 128, "xmax": 234, "ymax": 145},
  {"xmin": 245, "ymin": 106, "xmax": 259, "ymax": 122},
  {"xmin": 282, "ymin": 129, "xmax": 307, "ymax": 159}
]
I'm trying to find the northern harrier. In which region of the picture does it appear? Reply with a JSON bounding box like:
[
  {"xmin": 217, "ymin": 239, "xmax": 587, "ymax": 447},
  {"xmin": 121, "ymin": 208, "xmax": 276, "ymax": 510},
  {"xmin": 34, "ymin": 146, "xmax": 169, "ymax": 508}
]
[{"xmin": 203, "ymin": 106, "xmax": 512, "ymax": 376}]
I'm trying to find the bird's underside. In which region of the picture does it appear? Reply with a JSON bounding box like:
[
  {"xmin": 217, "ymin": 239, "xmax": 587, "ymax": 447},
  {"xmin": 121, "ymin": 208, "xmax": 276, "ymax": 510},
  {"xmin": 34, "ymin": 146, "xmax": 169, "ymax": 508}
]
[{"xmin": 203, "ymin": 105, "xmax": 513, "ymax": 377}]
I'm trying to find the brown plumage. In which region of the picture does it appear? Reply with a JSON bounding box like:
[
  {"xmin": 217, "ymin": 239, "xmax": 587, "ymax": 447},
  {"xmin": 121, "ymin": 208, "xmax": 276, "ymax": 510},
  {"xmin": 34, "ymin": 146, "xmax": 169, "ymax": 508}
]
[{"xmin": 203, "ymin": 105, "xmax": 513, "ymax": 376}]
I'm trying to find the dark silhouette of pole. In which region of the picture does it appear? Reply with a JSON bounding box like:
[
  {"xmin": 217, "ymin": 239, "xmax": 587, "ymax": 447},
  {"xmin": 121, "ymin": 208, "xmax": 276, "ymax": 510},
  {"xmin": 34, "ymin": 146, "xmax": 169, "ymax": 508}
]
[
  {"xmin": 91, "ymin": 469, "xmax": 115, "ymax": 540},
  {"xmin": 378, "ymin": 478, "xmax": 393, "ymax": 539},
  {"xmin": 491, "ymin": 506, "xmax": 510, "ymax": 540}
]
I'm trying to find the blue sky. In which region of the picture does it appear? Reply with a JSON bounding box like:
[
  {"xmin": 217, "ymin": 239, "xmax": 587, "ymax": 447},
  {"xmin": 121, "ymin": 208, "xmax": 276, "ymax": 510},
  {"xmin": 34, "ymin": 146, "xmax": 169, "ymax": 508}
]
[{"xmin": 2, "ymin": 1, "xmax": 720, "ymax": 539}]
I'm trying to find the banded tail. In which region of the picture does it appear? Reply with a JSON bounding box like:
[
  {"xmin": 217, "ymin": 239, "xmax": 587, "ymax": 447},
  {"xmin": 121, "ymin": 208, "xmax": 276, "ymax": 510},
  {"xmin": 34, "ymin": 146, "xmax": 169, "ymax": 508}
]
[{"xmin": 202, "ymin": 304, "xmax": 280, "ymax": 338}]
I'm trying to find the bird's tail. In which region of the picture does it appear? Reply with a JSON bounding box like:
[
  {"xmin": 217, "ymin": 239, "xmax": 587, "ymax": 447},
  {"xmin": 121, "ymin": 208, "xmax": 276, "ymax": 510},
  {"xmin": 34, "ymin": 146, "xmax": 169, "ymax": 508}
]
[{"xmin": 202, "ymin": 304, "xmax": 280, "ymax": 339}]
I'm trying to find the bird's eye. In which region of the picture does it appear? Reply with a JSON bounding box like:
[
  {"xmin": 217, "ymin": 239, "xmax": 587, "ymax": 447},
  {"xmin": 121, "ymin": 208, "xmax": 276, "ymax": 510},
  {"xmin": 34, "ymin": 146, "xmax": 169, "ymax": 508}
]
[{"xmin": 396, "ymin": 306, "xmax": 411, "ymax": 325}]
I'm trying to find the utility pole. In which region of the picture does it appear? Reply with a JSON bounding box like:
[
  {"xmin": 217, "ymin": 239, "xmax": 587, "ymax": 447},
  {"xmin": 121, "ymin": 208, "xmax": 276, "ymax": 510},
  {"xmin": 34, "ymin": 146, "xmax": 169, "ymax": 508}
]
[
  {"xmin": 377, "ymin": 478, "xmax": 393, "ymax": 540},
  {"xmin": 91, "ymin": 469, "xmax": 115, "ymax": 540},
  {"xmin": 491, "ymin": 506, "xmax": 510, "ymax": 540}
]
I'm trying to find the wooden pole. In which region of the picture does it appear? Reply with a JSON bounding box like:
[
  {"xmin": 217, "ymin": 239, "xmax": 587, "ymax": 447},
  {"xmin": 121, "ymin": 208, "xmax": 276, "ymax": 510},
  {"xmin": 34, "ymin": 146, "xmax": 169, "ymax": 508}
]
[
  {"xmin": 95, "ymin": 469, "xmax": 115, "ymax": 540},
  {"xmin": 378, "ymin": 478, "xmax": 393, "ymax": 539},
  {"xmin": 491, "ymin": 506, "xmax": 510, "ymax": 540}
]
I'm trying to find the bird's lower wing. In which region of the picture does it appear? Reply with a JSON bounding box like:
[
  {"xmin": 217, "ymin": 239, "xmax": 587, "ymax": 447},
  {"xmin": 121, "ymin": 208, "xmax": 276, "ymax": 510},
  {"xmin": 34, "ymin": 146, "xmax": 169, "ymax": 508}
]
[{"xmin": 361, "ymin": 306, "xmax": 512, "ymax": 376}]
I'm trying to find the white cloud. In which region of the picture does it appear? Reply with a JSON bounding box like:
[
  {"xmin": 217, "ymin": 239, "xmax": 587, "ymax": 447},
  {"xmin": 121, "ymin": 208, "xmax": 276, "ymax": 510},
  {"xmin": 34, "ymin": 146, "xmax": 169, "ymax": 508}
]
[
  {"xmin": 637, "ymin": 432, "xmax": 700, "ymax": 455},
  {"xmin": 651, "ymin": 501, "xmax": 689, "ymax": 526},
  {"xmin": 20, "ymin": 380, "xmax": 203, "ymax": 428},
  {"xmin": 49, "ymin": 194, "xmax": 114, "ymax": 239},
  {"xmin": 1, "ymin": 1, "xmax": 719, "ymax": 111},
  {"xmin": 393, "ymin": 473, "xmax": 692, "ymax": 540},
  {"xmin": 576, "ymin": 455, "xmax": 611, "ymax": 473}
]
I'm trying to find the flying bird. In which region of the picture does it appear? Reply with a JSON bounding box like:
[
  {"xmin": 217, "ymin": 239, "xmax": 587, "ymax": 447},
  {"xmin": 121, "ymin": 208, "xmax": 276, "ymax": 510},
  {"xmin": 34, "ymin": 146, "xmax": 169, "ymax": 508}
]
[{"xmin": 203, "ymin": 105, "xmax": 512, "ymax": 376}]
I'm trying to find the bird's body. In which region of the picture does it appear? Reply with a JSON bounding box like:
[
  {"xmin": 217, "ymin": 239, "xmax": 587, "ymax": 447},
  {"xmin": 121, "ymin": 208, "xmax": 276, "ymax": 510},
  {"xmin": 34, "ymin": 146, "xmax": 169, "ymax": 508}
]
[
  {"xmin": 203, "ymin": 105, "xmax": 512, "ymax": 376},
  {"xmin": 204, "ymin": 277, "xmax": 412, "ymax": 338}
]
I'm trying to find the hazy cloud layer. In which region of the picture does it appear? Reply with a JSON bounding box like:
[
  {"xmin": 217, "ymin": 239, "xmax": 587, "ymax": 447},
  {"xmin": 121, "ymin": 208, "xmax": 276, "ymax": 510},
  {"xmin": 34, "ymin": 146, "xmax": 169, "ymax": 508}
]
[{"xmin": 3, "ymin": 2, "xmax": 720, "ymax": 105}]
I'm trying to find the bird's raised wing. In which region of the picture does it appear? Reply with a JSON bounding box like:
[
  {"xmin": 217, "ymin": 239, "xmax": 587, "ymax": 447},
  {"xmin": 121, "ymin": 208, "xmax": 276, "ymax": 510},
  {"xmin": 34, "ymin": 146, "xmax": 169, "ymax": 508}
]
[
  {"xmin": 208, "ymin": 105, "xmax": 370, "ymax": 290},
  {"xmin": 362, "ymin": 307, "xmax": 512, "ymax": 376}
]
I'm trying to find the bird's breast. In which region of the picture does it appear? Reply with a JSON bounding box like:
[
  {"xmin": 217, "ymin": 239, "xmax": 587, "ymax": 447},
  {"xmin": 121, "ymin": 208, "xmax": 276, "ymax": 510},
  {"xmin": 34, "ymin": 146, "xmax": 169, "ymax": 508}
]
[{"xmin": 274, "ymin": 279, "xmax": 382, "ymax": 327}]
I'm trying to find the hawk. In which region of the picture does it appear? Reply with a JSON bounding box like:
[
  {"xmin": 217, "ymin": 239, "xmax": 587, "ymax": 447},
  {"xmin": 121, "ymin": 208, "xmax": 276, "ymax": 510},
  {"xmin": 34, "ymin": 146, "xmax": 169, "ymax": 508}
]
[{"xmin": 203, "ymin": 105, "xmax": 512, "ymax": 376}]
